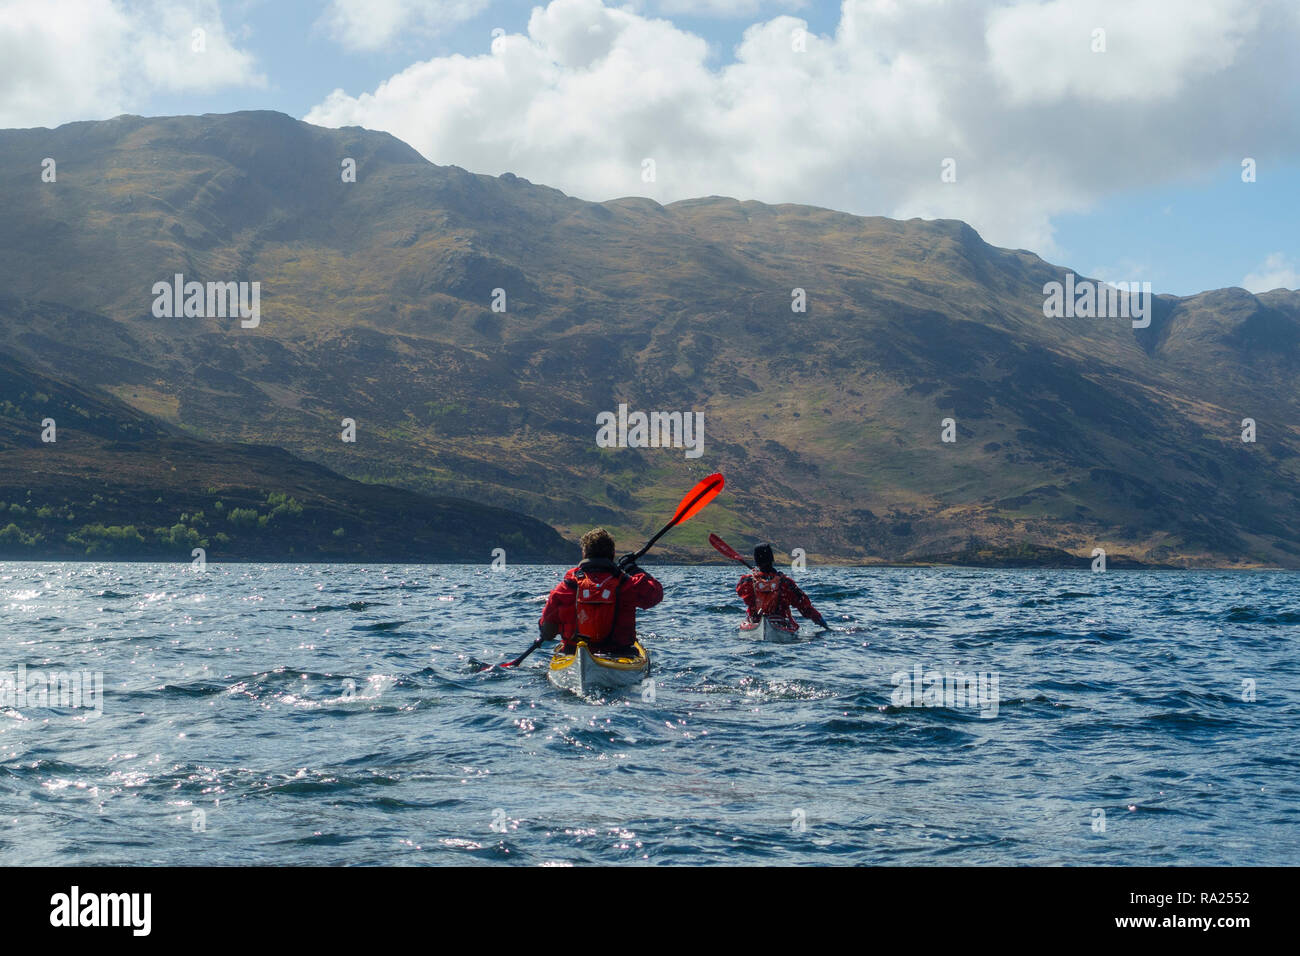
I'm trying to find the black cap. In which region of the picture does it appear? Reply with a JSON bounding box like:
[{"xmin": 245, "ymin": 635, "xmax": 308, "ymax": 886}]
[{"xmin": 753, "ymin": 543, "xmax": 775, "ymax": 570}]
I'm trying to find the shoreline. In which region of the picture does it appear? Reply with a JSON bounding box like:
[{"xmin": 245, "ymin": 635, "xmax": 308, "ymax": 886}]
[{"xmin": 0, "ymin": 555, "xmax": 1290, "ymax": 571}]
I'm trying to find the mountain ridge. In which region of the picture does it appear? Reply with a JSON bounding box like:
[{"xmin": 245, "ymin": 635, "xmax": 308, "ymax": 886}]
[{"xmin": 1, "ymin": 110, "xmax": 1297, "ymax": 566}]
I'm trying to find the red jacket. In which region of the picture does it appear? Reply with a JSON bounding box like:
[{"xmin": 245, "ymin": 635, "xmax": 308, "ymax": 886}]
[
  {"xmin": 737, "ymin": 570, "xmax": 821, "ymax": 624},
  {"xmin": 540, "ymin": 558, "xmax": 663, "ymax": 650}
]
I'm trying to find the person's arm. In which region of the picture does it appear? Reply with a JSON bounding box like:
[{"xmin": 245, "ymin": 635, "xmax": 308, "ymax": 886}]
[
  {"xmin": 786, "ymin": 578, "xmax": 830, "ymax": 629},
  {"xmin": 736, "ymin": 576, "xmax": 757, "ymax": 617},
  {"xmin": 617, "ymin": 554, "xmax": 664, "ymax": 609},
  {"xmin": 625, "ymin": 567, "xmax": 664, "ymax": 609},
  {"xmin": 538, "ymin": 579, "xmax": 575, "ymax": 639}
]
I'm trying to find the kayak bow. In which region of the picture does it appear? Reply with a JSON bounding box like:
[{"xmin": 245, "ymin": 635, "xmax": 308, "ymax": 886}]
[
  {"xmin": 547, "ymin": 639, "xmax": 651, "ymax": 696},
  {"xmin": 738, "ymin": 616, "xmax": 801, "ymax": 643}
]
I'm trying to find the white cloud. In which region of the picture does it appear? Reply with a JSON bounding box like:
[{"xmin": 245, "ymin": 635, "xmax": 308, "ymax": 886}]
[
  {"xmin": 1242, "ymin": 253, "xmax": 1300, "ymax": 293},
  {"xmin": 653, "ymin": 0, "xmax": 807, "ymax": 17},
  {"xmin": 0, "ymin": 0, "xmax": 262, "ymax": 129},
  {"xmin": 986, "ymin": 0, "xmax": 1258, "ymax": 104},
  {"xmin": 317, "ymin": 0, "xmax": 489, "ymax": 52},
  {"xmin": 295, "ymin": 0, "xmax": 1296, "ymax": 256}
]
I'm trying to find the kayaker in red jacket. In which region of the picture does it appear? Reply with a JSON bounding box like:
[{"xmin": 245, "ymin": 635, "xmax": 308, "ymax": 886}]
[
  {"xmin": 737, "ymin": 544, "xmax": 830, "ymax": 630},
  {"xmin": 539, "ymin": 528, "xmax": 664, "ymax": 652}
]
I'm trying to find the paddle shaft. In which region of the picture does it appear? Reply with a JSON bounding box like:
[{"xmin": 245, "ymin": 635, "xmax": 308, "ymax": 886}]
[
  {"xmin": 501, "ymin": 636, "xmax": 546, "ymax": 668},
  {"xmin": 723, "ymin": 550, "xmax": 753, "ymax": 570},
  {"xmin": 632, "ymin": 476, "xmax": 726, "ymax": 561},
  {"xmin": 708, "ymin": 532, "xmax": 752, "ymax": 569}
]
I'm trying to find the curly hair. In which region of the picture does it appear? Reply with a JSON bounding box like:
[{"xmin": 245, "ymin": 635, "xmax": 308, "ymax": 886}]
[{"xmin": 580, "ymin": 527, "xmax": 616, "ymax": 560}]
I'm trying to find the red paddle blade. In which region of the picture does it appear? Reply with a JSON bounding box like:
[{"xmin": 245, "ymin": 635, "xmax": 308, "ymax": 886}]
[
  {"xmin": 708, "ymin": 532, "xmax": 746, "ymax": 564},
  {"xmin": 671, "ymin": 473, "xmax": 725, "ymax": 526}
]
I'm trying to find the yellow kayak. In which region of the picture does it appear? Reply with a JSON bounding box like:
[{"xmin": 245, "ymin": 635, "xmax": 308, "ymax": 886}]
[{"xmin": 547, "ymin": 639, "xmax": 650, "ymax": 696}]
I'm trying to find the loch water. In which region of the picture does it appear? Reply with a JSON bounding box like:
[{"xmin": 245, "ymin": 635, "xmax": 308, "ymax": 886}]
[{"xmin": 1, "ymin": 562, "xmax": 1296, "ymax": 865}]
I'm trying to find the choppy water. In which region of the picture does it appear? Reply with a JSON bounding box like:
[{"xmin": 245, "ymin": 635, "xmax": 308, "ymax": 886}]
[{"xmin": 1, "ymin": 562, "xmax": 1296, "ymax": 865}]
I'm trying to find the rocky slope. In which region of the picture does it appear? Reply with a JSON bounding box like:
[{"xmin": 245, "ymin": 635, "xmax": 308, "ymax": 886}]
[{"xmin": 1, "ymin": 111, "xmax": 1297, "ymax": 566}]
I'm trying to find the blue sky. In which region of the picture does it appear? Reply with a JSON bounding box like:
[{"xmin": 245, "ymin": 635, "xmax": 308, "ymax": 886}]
[{"xmin": 5, "ymin": 0, "xmax": 1297, "ymax": 297}]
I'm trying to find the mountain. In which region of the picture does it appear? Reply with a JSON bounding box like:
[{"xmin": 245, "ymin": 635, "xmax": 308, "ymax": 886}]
[
  {"xmin": 0, "ymin": 348, "xmax": 570, "ymax": 562},
  {"xmin": 1, "ymin": 110, "xmax": 1297, "ymax": 567}
]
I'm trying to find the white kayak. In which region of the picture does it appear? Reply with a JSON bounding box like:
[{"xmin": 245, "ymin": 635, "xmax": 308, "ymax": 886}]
[
  {"xmin": 738, "ymin": 615, "xmax": 801, "ymax": 643},
  {"xmin": 547, "ymin": 639, "xmax": 651, "ymax": 696}
]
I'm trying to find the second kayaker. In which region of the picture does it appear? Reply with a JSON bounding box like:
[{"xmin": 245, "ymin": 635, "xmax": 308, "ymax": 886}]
[
  {"xmin": 737, "ymin": 543, "xmax": 830, "ymax": 631},
  {"xmin": 538, "ymin": 528, "xmax": 663, "ymax": 653}
]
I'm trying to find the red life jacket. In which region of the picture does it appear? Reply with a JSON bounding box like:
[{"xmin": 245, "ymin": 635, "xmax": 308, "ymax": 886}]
[
  {"xmin": 574, "ymin": 570, "xmax": 621, "ymax": 643},
  {"xmin": 751, "ymin": 570, "xmax": 784, "ymax": 616}
]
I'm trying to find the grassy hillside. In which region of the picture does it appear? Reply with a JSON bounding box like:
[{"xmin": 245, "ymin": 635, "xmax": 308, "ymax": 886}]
[
  {"xmin": 0, "ymin": 352, "xmax": 571, "ymax": 562},
  {"xmin": 1, "ymin": 111, "xmax": 1298, "ymax": 566}
]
